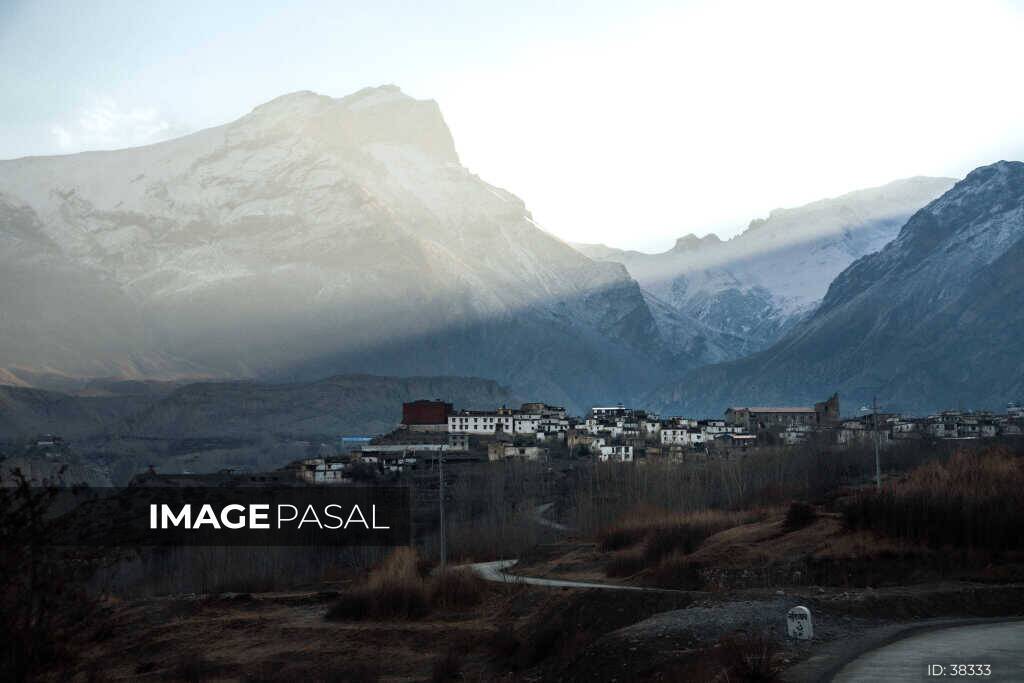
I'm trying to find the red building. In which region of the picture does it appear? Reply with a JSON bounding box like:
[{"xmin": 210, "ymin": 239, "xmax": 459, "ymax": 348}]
[{"xmin": 402, "ymin": 400, "xmax": 453, "ymax": 429}]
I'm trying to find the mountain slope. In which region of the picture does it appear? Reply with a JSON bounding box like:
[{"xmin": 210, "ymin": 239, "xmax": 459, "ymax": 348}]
[
  {"xmin": 0, "ymin": 86, "xmax": 696, "ymax": 410},
  {"xmin": 576, "ymin": 177, "xmax": 955, "ymax": 356},
  {"xmin": 117, "ymin": 374, "xmax": 519, "ymax": 439},
  {"xmin": 0, "ymin": 385, "xmax": 147, "ymax": 440},
  {"xmin": 648, "ymin": 161, "xmax": 1024, "ymax": 416},
  {"xmin": 0, "ymin": 374, "xmax": 518, "ymax": 441}
]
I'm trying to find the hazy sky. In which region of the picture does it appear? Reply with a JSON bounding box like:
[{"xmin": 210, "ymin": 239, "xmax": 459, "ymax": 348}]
[{"xmin": 3, "ymin": 0, "xmax": 1023, "ymax": 251}]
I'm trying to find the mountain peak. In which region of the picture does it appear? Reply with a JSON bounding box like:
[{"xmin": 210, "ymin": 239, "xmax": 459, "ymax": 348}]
[
  {"xmin": 888, "ymin": 160, "xmax": 1024, "ymax": 261},
  {"xmin": 239, "ymin": 85, "xmax": 458, "ymax": 163},
  {"xmin": 340, "ymin": 84, "xmax": 413, "ymax": 110},
  {"xmin": 248, "ymin": 90, "xmax": 332, "ymax": 118},
  {"xmin": 246, "ymin": 85, "xmax": 422, "ymax": 121},
  {"xmin": 671, "ymin": 233, "xmax": 722, "ymax": 253},
  {"xmin": 960, "ymin": 159, "xmax": 1024, "ymax": 187}
]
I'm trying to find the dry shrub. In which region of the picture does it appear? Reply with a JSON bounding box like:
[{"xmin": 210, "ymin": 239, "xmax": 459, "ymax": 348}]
[
  {"xmin": 368, "ymin": 550, "xmax": 427, "ymax": 618},
  {"xmin": 649, "ymin": 551, "xmax": 704, "ymax": 589},
  {"xmin": 598, "ymin": 526, "xmax": 647, "ymax": 552},
  {"xmin": 326, "ymin": 549, "xmax": 488, "ymax": 621},
  {"xmin": 365, "ymin": 547, "xmax": 429, "ymax": 619},
  {"xmin": 324, "ymin": 591, "xmax": 372, "ymax": 621},
  {"xmin": 572, "ymin": 439, "xmax": 972, "ymax": 537},
  {"xmin": 325, "ymin": 548, "xmax": 427, "ymax": 621},
  {"xmin": 644, "ymin": 523, "xmax": 713, "ymax": 563},
  {"xmin": 716, "ymin": 632, "xmax": 782, "ymax": 681},
  {"xmin": 429, "ymin": 567, "xmax": 486, "ymax": 609},
  {"xmin": 600, "ymin": 508, "xmax": 762, "ymax": 569},
  {"xmin": 782, "ymin": 501, "xmax": 817, "ymax": 532},
  {"xmin": 1, "ymin": 471, "xmax": 99, "ymax": 682},
  {"xmin": 842, "ymin": 448, "xmax": 1024, "ymax": 552},
  {"xmin": 604, "ymin": 549, "xmax": 647, "ymax": 578}
]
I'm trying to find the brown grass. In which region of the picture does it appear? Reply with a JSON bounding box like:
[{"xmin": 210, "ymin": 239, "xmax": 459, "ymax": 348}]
[
  {"xmin": 842, "ymin": 447, "xmax": 1024, "ymax": 552},
  {"xmin": 597, "ymin": 526, "xmax": 647, "ymax": 552},
  {"xmin": 364, "ymin": 547, "xmax": 429, "ymax": 619},
  {"xmin": 604, "ymin": 549, "xmax": 647, "ymax": 578},
  {"xmin": 326, "ymin": 548, "xmax": 487, "ymax": 621},
  {"xmin": 598, "ymin": 507, "xmax": 766, "ymax": 578},
  {"xmin": 716, "ymin": 632, "xmax": 782, "ymax": 681},
  {"xmin": 782, "ymin": 501, "xmax": 817, "ymax": 532},
  {"xmin": 428, "ymin": 566, "xmax": 487, "ymax": 609},
  {"xmin": 649, "ymin": 551, "xmax": 704, "ymax": 589}
]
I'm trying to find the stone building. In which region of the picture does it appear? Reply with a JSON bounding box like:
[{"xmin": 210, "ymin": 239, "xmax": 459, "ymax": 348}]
[{"xmin": 725, "ymin": 393, "xmax": 840, "ymax": 429}]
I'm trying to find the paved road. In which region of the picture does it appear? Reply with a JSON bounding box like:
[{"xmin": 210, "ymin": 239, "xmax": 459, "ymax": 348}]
[
  {"xmin": 832, "ymin": 621, "xmax": 1024, "ymax": 682},
  {"xmin": 470, "ymin": 559, "xmax": 673, "ymax": 592},
  {"xmin": 533, "ymin": 502, "xmax": 570, "ymax": 531}
]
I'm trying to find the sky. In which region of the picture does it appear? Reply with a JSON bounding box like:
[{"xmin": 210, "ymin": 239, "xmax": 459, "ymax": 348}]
[{"xmin": 2, "ymin": 0, "xmax": 1024, "ymax": 252}]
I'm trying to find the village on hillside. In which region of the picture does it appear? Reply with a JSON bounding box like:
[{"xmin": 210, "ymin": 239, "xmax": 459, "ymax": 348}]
[
  {"xmin": 271, "ymin": 395, "xmax": 1024, "ymax": 485},
  {"xmin": 15, "ymin": 394, "xmax": 1024, "ymax": 488}
]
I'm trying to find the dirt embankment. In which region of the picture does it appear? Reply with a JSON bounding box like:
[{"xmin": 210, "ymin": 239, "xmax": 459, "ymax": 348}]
[{"xmin": 516, "ymin": 506, "xmax": 1024, "ymax": 592}]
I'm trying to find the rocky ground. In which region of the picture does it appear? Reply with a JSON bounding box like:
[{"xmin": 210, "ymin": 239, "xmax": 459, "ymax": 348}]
[{"xmin": 46, "ymin": 575, "xmax": 1024, "ymax": 682}]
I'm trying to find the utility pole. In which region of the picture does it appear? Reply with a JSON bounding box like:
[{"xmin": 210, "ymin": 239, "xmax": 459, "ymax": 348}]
[
  {"xmin": 438, "ymin": 445, "xmax": 447, "ymax": 570},
  {"xmin": 872, "ymin": 395, "xmax": 881, "ymax": 491}
]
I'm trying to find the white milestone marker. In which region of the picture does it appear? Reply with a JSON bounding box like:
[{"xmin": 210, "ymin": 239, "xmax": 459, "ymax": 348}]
[{"xmin": 787, "ymin": 606, "xmax": 813, "ymax": 640}]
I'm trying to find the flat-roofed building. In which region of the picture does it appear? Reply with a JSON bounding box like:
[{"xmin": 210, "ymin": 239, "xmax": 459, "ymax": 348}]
[{"xmin": 726, "ymin": 393, "xmax": 839, "ymax": 429}]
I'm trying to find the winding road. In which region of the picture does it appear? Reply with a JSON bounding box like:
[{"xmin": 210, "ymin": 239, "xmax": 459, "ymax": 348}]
[
  {"xmin": 533, "ymin": 502, "xmax": 570, "ymax": 531},
  {"xmin": 475, "ymin": 504, "xmax": 1024, "ymax": 681},
  {"xmin": 467, "ymin": 505, "xmax": 654, "ymax": 590},
  {"xmin": 469, "ymin": 561, "xmax": 1024, "ymax": 682},
  {"xmin": 832, "ymin": 620, "xmax": 1024, "ymax": 682},
  {"xmin": 470, "ymin": 559, "xmax": 658, "ymax": 591}
]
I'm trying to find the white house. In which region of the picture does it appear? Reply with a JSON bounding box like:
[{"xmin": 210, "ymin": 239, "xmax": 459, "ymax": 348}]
[
  {"xmin": 297, "ymin": 459, "xmax": 351, "ymax": 484},
  {"xmin": 642, "ymin": 419, "xmax": 662, "ymax": 439},
  {"xmin": 591, "ymin": 405, "xmax": 631, "ymax": 419},
  {"xmin": 661, "ymin": 428, "xmax": 691, "ymax": 446},
  {"xmin": 539, "ymin": 416, "xmax": 570, "ymax": 434},
  {"xmin": 521, "ymin": 402, "xmax": 568, "ymax": 419},
  {"xmin": 536, "ymin": 430, "xmax": 566, "ymax": 443},
  {"xmin": 448, "ymin": 411, "xmax": 514, "ymax": 434},
  {"xmin": 783, "ymin": 424, "xmax": 814, "ymax": 444},
  {"xmin": 447, "ymin": 433, "xmax": 469, "ymax": 451},
  {"xmin": 598, "ymin": 445, "xmax": 634, "ymax": 462},
  {"xmin": 513, "ymin": 414, "xmax": 542, "ymax": 434}
]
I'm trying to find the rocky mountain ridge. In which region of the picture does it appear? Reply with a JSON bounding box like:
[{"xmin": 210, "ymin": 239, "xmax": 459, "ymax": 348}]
[
  {"xmin": 0, "ymin": 85, "xmax": 725, "ymax": 410},
  {"xmin": 648, "ymin": 161, "xmax": 1024, "ymax": 416},
  {"xmin": 575, "ymin": 176, "xmax": 956, "ymax": 355}
]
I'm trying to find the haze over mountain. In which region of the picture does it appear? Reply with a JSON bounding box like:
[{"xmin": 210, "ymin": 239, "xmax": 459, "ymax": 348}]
[
  {"xmin": 575, "ymin": 177, "xmax": 955, "ymax": 354},
  {"xmin": 0, "ymin": 85, "xmax": 730, "ymax": 411},
  {"xmin": 649, "ymin": 161, "xmax": 1024, "ymax": 417},
  {"xmin": 0, "ymin": 374, "xmax": 518, "ymax": 441}
]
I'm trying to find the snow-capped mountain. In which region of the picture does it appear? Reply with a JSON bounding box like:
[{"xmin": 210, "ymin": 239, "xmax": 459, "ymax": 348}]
[
  {"xmin": 0, "ymin": 85, "xmax": 712, "ymax": 410},
  {"xmin": 648, "ymin": 161, "xmax": 1024, "ymax": 416},
  {"xmin": 575, "ymin": 177, "xmax": 955, "ymax": 355}
]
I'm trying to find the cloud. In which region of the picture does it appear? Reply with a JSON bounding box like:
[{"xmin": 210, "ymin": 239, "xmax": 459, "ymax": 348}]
[{"xmin": 50, "ymin": 97, "xmax": 189, "ymax": 152}]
